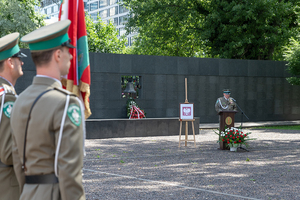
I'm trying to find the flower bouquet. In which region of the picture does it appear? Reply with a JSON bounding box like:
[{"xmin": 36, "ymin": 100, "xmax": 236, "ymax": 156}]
[{"xmin": 216, "ymin": 127, "xmax": 255, "ymax": 151}]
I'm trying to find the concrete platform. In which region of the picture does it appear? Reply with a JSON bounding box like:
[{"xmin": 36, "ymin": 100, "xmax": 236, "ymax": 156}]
[{"xmin": 86, "ymin": 117, "xmax": 200, "ymax": 139}]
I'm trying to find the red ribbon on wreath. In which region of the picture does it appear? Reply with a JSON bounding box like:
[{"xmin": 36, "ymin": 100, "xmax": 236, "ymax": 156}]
[{"xmin": 129, "ymin": 105, "xmax": 145, "ymax": 119}]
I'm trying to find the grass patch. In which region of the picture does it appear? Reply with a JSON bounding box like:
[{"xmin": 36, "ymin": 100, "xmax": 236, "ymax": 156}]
[{"xmin": 251, "ymin": 125, "xmax": 300, "ymax": 130}]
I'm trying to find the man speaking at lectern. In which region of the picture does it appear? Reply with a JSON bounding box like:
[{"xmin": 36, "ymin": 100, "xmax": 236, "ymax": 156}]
[{"xmin": 215, "ymin": 89, "xmax": 237, "ymax": 112}]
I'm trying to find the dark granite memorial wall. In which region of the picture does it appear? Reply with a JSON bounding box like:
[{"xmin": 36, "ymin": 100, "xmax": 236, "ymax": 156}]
[{"xmin": 17, "ymin": 49, "xmax": 300, "ymax": 124}]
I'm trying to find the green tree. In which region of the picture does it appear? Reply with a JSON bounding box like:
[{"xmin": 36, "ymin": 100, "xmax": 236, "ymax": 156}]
[
  {"xmin": 0, "ymin": 0, "xmax": 45, "ymax": 48},
  {"xmin": 85, "ymin": 14, "xmax": 127, "ymax": 54},
  {"xmin": 202, "ymin": 0, "xmax": 300, "ymax": 60},
  {"xmin": 123, "ymin": 0, "xmax": 300, "ymax": 60},
  {"xmin": 284, "ymin": 36, "xmax": 300, "ymax": 85},
  {"xmin": 123, "ymin": 0, "xmax": 208, "ymax": 57}
]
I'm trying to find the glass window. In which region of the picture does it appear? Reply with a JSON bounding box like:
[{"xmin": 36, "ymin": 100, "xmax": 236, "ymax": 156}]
[
  {"xmin": 119, "ymin": 5, "xmax": 128, "ymax": 13},
  {"xmin": 84, "ymin": 2, "xmax": 88, "ymax": 10},
  {"xmin": 47, "ymin": 7, "xmax": 52, "ymax": 14},
  {"xmin": 110, "ymin": 6, "xmax": 118, "ymax": 16},
  {"xmin": 90, "ymin": 2, "xmax": 98, "ymax": 11},
  {"xmin": 99, "ymin": 0, "xmax": 108, "ymax": 8},
  {"xmin": 109, "ymin": 0, "xmax": 118, "ymax": 5},
  {"xmin": 113, "ymin": 17, "xmax": 118, "ymax": 26},
  {"xmin": 53, "ymin": 5, "xmax": 59, "ymax": 12},
  {"xmin": 99, "ymin": 10, "xmax": 108, "ymax": 18},
  {"xmin": 90, "ymin": 12, "xmax": 98, "ymax": 21},
  {"xmin": 119, "ymin": 15, "xmax": 128, "ymax": 25},
  {"xmin": 119, "ymin": 27, "xmax": 126, "ymax": 36}
]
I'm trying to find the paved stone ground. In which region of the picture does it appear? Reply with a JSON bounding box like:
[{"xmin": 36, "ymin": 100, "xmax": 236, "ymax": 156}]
[{"xmin": 82, "ymin": 128, "xmax": 300, "ymax": 200}]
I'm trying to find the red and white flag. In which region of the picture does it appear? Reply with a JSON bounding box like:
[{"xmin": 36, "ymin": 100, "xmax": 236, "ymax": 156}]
[{"xmin": 59, "ymin": 0, "xmax": 91, "ymax": 118}]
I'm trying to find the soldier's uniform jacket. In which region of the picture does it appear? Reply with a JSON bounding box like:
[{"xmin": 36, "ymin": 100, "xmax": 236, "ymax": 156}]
[
  {"xmin": 11, "ymin": 76, "xmax": 85, "ymax": 200},
  {"xmin": 215, "ymin": 96, "xmax": 237, "ymax": 113},
  {"xmin": 0, "ymin": 77, "xmax": 20, "ymax": 200}
]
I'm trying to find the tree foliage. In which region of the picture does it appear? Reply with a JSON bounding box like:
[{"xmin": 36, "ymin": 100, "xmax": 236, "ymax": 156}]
[
  {"xmin": 123, "ymin": 0, "xmax": 209, "ymax": 57},
  {"xmin": 284, "ymin": 36, "xmax": 300, "ymax": 85},
  {"xmin": 123, "ymin": 0, "xmax": 300, "ymax": 60},
  {"xmin": 0, "ymin": 0, "xmax": 45, "ymax": 48},
  {"xmin": 85, "ymin": 14, "xmax": 127, "ymax": 54},
  {"xmin": 202, "ymin": 0, "xmax": 300, "ymax": 60}
]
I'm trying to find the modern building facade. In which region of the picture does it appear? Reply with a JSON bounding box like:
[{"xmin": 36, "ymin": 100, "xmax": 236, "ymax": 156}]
[{"xmin": 39, "ymin": 0, "xmax": 135, "ymax": 45}]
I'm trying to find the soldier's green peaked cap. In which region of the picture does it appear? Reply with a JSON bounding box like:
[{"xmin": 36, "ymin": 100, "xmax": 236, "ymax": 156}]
[
  {"xmin": 0, "ymin": 32, "xmax": 21, "ymax": 62},
  {"xmin": 21, "ymin": 19, "xmax": 75, "ymax": 52}
]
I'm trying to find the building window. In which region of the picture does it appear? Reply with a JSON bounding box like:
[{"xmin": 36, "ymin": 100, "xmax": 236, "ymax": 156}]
[
  {"xmin": 84, "ymin": 2, "xmax": 88, "ymax": 10},
  {"xmin": 119, "ymin": 27, "xmax": 126, "ymax": 36},
  {"xmin": 119, "ymin": 15, "xmax": 128, "ymax": 25},
  {"xmin": 99, "ymin": 0, "xmax": 108, "ymax": 8},
  {"xmin": 109, "ymin": 0, "xmax": 118, "ymax": 5},
  {"xmin": 47, "ymin": 7, "xmax": 52, "ymax": 14},
  {"xmin": 109, "ymin": 6, "xmax": 118, "ymax": 16},
  {"xmin": 119, "ymin": 5, "xmax": 128, "ymax": 14},
  {"xmin": 113, "ymin": 17, "xmax": 118, "ymax": 26},
  {"xmin": 99, "ymin": 10, "xmax": 108, "ymax": 18},
  {"xmin": 90, "ymin": 2, "xmax": 98, "ymax": 11},
  {"xmin": 90, "ymin": 12, "xmax": 98, "ymax": 21},
  {"xmin": 53, "ymin": 5, "xmax": 59, "ymax": 12}
]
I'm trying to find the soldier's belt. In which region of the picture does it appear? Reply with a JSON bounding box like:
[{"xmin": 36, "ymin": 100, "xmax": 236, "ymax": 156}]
[
  {"xmin": 25, "ymin": 173, "xmax": 59, "ymax": 184},
  {"xmin": 0, "ymin": 160, "xmax": 13, "ymax": 168}
]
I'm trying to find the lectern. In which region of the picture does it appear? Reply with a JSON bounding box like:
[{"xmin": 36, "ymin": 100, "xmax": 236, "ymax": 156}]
[{"xmin": 218, "ymin": 111, "xmax": 238, "ymax": 150}]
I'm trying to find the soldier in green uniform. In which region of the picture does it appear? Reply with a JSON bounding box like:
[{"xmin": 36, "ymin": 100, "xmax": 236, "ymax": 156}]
[
  {"xmin": 215, "ymin": 89, "xmax": 237, "ymax": 112},
  {"xmin": 0, "ymin": 32, "xmax": 26, "ymax": 200},
  {"xmin": 11, "ymin": 20, "xmax": 86, "ymax": 200}
]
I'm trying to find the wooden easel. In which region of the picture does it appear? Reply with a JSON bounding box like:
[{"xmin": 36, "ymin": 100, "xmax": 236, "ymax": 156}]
[{"xmin": 179, "ymin": 78, "xmax": 196, "ymax": 147}]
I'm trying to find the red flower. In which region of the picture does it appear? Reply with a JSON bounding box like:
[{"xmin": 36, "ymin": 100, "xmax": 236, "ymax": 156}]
[
  {"xmin": 241, "ymin": 135, "xmax": 243, "ymax": 138},
  {"xmin": 236, "ymin": 130, "xmax": 238, "ymax": 132},
  {"xmin": 227, "ymin": 141, "xmax": 230, "ymax": 144},
  {"xmin": 237, "ymin": 133, "xmax": 239, "ymax": 135},
  {"xmin": 227, "ymin": 139, "xmax": 230, "ymax": 141},
  {"xmin": 232, "ymin": 137, "xmax": 235, "ymax": 139},
  {"xmin": 244, "ymin": 134, "xmax": 247, "ymax": 137},
  {"xmin": 225, "ymin": 135, "xmax": 228, "ymax": 138},
  {"xmin": 237, "ymin": 136, "xmax": 239, "ymax": 138},
  {"xmin": 230, "ymin": 135, "xmax": 232, "ymax": 137},
  {"xmin": 239, "ymin": 140, "xmax": 241, "ymax": 142},
  {"xmin": 234, "ymin": 141, "xmax": 237, "ymax": 144},
  {"xmin": 241, "ymin": 132, "xmax": 243, "ymax": 134},
  {"xmin": 222, "ymin": 139, "xmax": 225, "ymax": 142}
]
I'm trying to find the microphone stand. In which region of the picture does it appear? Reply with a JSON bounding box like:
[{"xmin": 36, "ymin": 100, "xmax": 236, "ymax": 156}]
[{"xmin": 233, "ymin": 99, "xmax": 250, "ymax": 152}]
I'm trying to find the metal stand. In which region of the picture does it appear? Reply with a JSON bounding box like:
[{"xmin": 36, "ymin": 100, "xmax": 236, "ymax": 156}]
[
  {"xmin": 237, "ymin": 146, "xmax": 249, "ymax": 152},
  {"xmin": 234, "ymin": 101, "xmax": 249, "ymax": 129},
  {"xmin": 235, "ymin": 101, "xmax": 250, "ymax": 152}
]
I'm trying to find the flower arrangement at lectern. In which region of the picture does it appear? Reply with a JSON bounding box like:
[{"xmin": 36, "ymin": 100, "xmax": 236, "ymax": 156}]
[{"xmin": 216, "ymin": 127, "xmax": 255, "ymax": 150}]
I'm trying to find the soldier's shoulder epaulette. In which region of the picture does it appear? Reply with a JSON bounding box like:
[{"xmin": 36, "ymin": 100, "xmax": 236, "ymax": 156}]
[
  {"xmin": 54, "ymin": 87, "xmax": 77, "ymax": 97},
  {"xmin": 0, "ymin": 83, "xmax": 16, "ymax": 95}
]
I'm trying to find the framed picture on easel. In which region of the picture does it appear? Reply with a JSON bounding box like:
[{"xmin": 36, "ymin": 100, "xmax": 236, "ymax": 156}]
[{"xmin": 180, "ymin": 103, "xmax": 194, "ymax": 120}]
